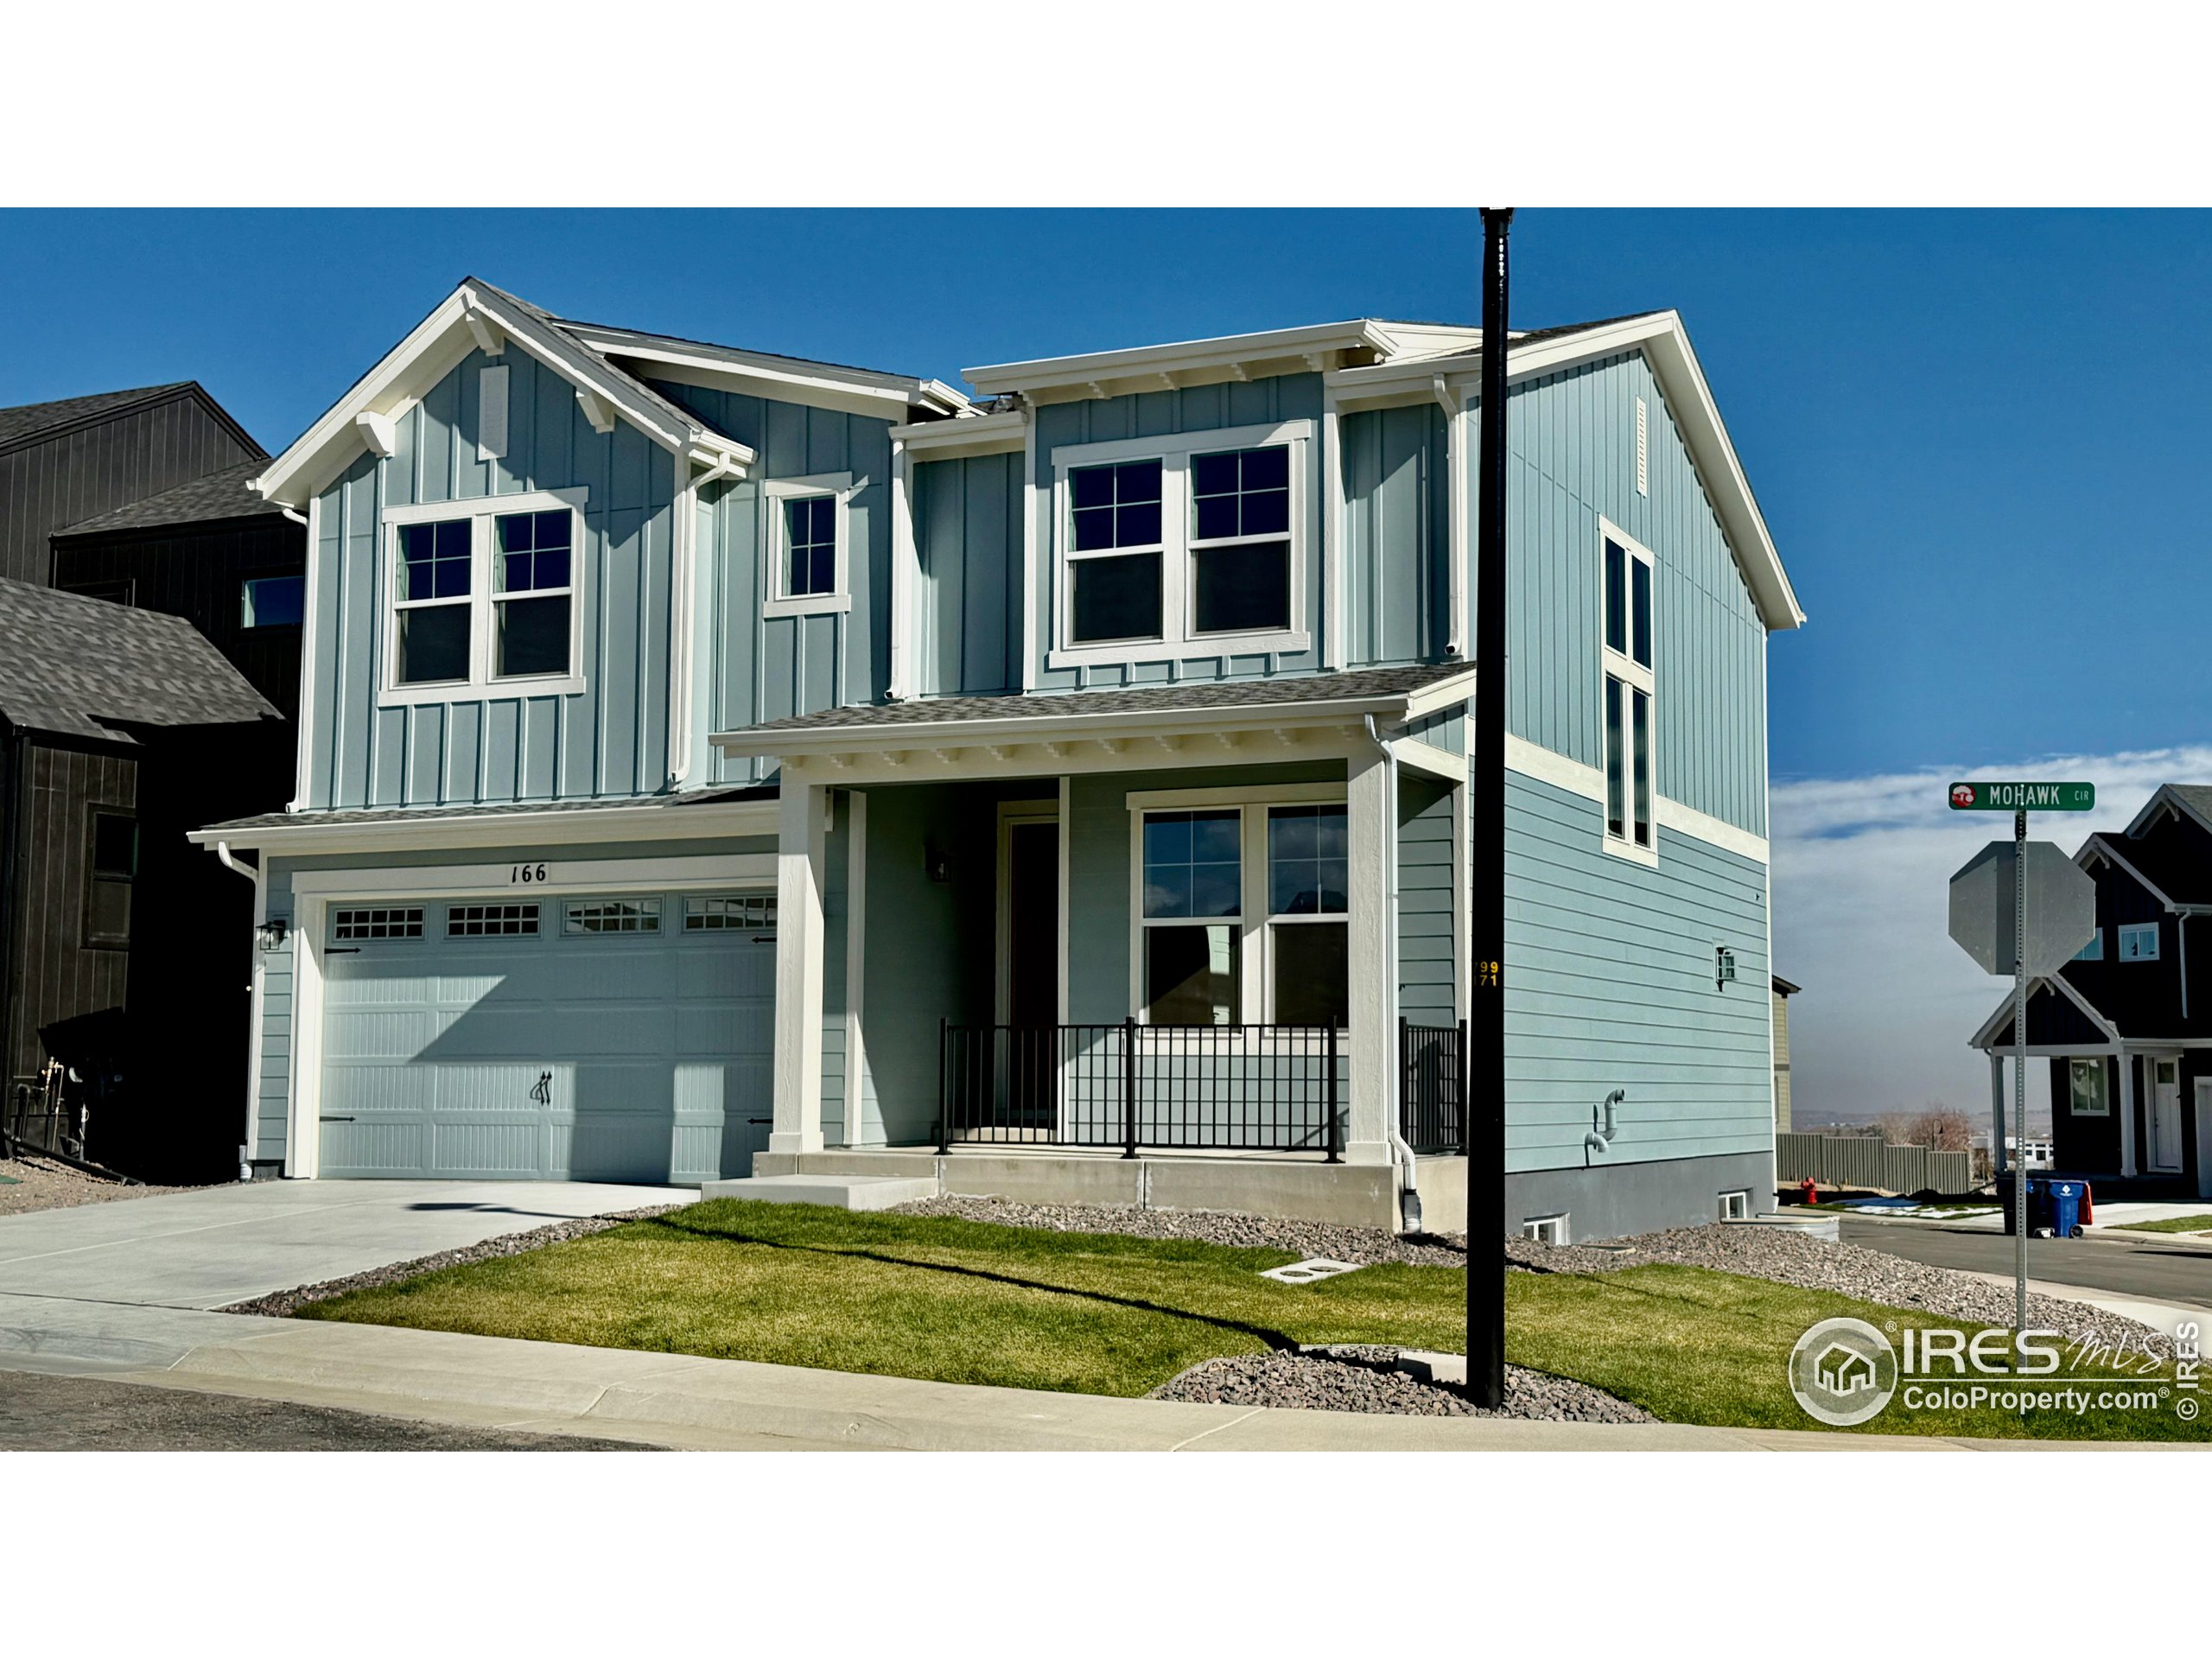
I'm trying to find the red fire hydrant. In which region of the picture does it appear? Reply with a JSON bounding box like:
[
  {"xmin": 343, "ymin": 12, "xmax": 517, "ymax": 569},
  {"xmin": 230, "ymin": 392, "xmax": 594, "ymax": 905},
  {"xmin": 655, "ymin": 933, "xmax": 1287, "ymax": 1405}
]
[{"xmin": 1800, "ymin": 1178, "xmax": 1818, "ymax": 1208}]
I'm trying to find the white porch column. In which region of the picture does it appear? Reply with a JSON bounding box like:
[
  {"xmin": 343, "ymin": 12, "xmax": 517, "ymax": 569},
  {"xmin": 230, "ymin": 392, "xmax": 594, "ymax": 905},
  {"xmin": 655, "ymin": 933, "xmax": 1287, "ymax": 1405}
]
[
  {"xmin": 1344, "ymin": 744, "xmax": 1392, "ymax": 1164},
  {"xmin": 1989, "ymin": 1051, "xmax": 2008, "ymax": 1178},
  {"xmin": 771, "ymin": 772, "xmax": 828, "ymax": 1155},
  {"xmin": 2118, "ymin": 1050, "xmax": 2139, "ymax": 1177}
]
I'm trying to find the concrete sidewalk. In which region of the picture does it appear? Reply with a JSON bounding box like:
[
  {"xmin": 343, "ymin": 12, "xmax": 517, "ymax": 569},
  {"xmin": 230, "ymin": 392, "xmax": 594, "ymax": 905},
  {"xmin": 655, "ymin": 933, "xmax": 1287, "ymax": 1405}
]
[{"xmin": 0, "ymin": 1293, "xmax": 2183, "ymax": 1452}]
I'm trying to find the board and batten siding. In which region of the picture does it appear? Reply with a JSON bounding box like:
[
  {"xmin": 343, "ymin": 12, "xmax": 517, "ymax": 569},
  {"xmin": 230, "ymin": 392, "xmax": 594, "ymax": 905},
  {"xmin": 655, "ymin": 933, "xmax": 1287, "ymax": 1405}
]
[
  {"xmin": 1476, "ymin": 349, "xmax": 1768, "ymax": 838},
  {"xmin": 1506, "ymin": 771, "xmax": 1772, "ymax": 1170},
  {"xmin": 645, "ymin": 380, "xmax": 894, "ymax": 788},
  {"xmin": 1339, "ymin": 403, "xmax": 1450, "ymax": 670},
  {"xmin": 302, "ymin": 349, "xmax": 678, "ymax": 810},
  {"xmin": 912, "ymin": 450, "xmax": 1023, "ymax": 697},
  {"xmin": 1029, "ymin": 373, "xmax": 1327, "ymax": 693},
  {"xmin": 1397, "ymin": 773, "xmax": 1457, "ymax": 1027}
]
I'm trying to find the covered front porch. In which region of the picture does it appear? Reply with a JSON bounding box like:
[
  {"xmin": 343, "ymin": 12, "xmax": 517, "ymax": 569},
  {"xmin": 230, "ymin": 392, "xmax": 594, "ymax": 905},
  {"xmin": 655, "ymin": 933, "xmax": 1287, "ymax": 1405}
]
[{"xmin": 715, "ymin": 666, "xmax": 1475, "ymax": 1210}]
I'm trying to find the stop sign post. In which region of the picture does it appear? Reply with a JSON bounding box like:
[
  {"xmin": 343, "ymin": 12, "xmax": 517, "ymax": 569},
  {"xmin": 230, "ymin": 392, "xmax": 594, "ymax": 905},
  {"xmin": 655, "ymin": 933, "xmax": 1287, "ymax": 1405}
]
[{"xmin": 1945, "ymin": 781, "xmax": 2096, "ymax": 1338}]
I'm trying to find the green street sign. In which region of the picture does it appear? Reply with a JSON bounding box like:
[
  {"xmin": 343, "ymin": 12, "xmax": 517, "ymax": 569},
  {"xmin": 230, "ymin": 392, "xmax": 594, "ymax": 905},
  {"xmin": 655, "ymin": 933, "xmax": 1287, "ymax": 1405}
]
[{"xmin": 1947, "ymin": 780, "xmax": 2095, "ymax": 811}]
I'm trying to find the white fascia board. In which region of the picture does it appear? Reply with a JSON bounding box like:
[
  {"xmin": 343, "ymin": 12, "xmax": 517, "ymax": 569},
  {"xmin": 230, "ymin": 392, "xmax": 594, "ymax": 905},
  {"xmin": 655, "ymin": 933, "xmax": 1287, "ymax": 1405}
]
[
  {"xmin": 186, "ymin": 799, "xmax": 779, "ymax": 857},
  {"xmin": 888, "ymin": 409, "xmax": 1027, "ymax": 460},
  {"xmin": 568, "ymin": 326, "xmax": 967, "ymax": 422},
  {"xmin": 1402, "ymin": 666, "xmax": 1478, "ymax": 721},
  {"xmin": 712, "ymin": 690, "xmax": 1428, "ymax": 760},
  {"xmin": 2126, "ymin": 784, "xmax": 2212, "ymax": 842},
  {"xmin": 2078, "ymin": 832, "xmax": 2177, "ymax": 911},
  {"xmin": 1970, "ymin": 974, "xmax": 2121, "ymax": 1050},
  {"xmin": 253, "ymin": 283, "xmax": 749, "ymax": 508},
  {"xmin": 1327, "ymin": 311, "xmax": 1803, "ymax": 634},
  {"xmin": 963, "ymin": 320, "xmax": 1396, "ymax": 399}
]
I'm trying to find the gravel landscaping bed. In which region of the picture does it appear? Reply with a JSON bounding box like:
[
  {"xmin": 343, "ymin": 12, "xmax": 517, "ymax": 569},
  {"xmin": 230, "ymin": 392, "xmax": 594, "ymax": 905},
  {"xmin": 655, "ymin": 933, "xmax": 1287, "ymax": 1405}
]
[
  {"xmin": 0, "ymin": 1154, "xmax": 203, "ymax": 1217},
  {"xmin": 893, "ymin": 1194, "xmax": 1469, "ymax": 1266},
  {"xmin": 225, "ymin": 1205, "xmax": 686, "ymax": 1316},
  {"xmin": 1150, "ymin": 1346, "xmax": 1656, "ymax": 1422},
  {"xmin": 893, "ymin": 1194, "xmax": 2170, "ymax": 1358}
]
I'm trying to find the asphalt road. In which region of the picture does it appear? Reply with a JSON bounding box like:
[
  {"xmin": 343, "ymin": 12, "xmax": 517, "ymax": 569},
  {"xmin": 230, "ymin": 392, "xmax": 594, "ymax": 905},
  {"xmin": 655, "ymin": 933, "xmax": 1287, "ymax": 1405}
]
[
  {"xmin": 1838, "ymin": 1219, "xmax": 2212, "ymax": 1312},
  {"xmin": 0, "ymin": 1370, "xmax": 663, "ymax": 1451}
]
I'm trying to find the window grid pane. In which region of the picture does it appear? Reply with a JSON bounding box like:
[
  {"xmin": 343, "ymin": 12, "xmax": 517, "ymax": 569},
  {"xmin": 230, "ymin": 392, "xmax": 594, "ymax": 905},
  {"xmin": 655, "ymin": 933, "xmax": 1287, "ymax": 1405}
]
[
  {"xmin": 447, "ymin": 903, "xmax": 540, "ymax": 938},
  {"xmin": 685, "ymin": 893, "xmax": 777, "ymax": 931},
  {"xmin": 1630, "ymin": 556, "xmax": 1652, "ymax": 668},
  {"xmin": 1145, "ymin": 924, "xmax": 1239, "ymax": 1026},
  {"xmin": 563, "ymin": 898, "xmax": 664, "ymax": 935},
  {"xmin": 1268, "ymin": 805, "xmax": 1348, "ymax": 916},
  {"xmin": 333, "ymin": 906, "xmax": 424, "ymax": 941},
  {"xmin": 401, "ymin": 520, "xmax": 472, "ymax": 601},
  {"xmin": 1191, "ymin": 445, "xmax": 1290, "ymax": 543},
  {"xmin": 784, "ymin": 496, "xmax": 838, "ymax": 596},
  {"xmin": 1143, "ymin": 810, "xmax": 1241, "ymax": 918},
  {"xmin": 1605, "ymin": 675, "xmax": 1626, "ymax": 837},
  {"xmin": 1604, "ymin": 540, "xmax": 1626, "ymax": 655},
  {"xmin": 1070, "ymin": 460, "xmax": 1162, "ymax": 552},
  {"xmin": 1631, "ymin": 688, "xmax": 1652, "ymax": 847},
  {"xmin": 497, "ymin": 510, "xmax": 571, "ymax": 594}
]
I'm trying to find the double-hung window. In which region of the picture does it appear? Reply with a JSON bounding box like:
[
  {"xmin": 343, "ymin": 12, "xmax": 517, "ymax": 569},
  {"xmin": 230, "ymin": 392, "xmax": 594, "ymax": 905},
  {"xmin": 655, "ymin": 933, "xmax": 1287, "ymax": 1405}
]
[
  {"xmin": 1132, "ymin": 789, "xmax": 1349, "ymax": 1028},
  {"xmin": 2118, "ymin": 922, "xmax": 2159, "ymax": 962},
  {"xmin": 762, "ymin": 474, "xmax": 855, "ymax": 618},
  {"xmin": 381, "ymin": 489, "xmax": 587, "ymax": 702},
  {"xmin": 1053, "ymin": 421, "xmax": 1311, "ymax": 665},
  {"xmin": 1600, "ymin": 523, "xmax": 1656, "ymax": 860}
]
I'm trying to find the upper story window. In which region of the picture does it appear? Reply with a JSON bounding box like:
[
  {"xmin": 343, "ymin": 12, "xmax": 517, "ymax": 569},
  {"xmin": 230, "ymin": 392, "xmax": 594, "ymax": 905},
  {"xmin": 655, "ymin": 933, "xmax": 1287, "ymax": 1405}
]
[
  {"xmin": 380, "ymin": 489, "xmax": 587, "ymax": 705},
  {"xmin": 763, "ymin": 474, "xmax": 854, "ymax": 619},
  {"xmin": 1052, "ymin": 420, "xmax": 1312, "ymax": 667},
  {"xmin": 1600, "ymin": 522, "xmax": 1656, "ymax": 863},
  {"xmin": 2073, "ymin": 928, "xmax": 2104, "ymax": 962},
  {"xmin": 83, "ymin": 808, "xmax": 136, "ymax": 950},
  {"xmin": 2118, "ymin": 921, "xmax": 2160, "ymax": 962},
  {"xmin": 241, "ymin": 573, "xmax": 305, "ymax": 630}
]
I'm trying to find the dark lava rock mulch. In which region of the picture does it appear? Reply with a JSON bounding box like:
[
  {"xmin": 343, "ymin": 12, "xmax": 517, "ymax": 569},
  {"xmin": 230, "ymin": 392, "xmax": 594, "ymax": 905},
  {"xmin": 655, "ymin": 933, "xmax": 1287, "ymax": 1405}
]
[{"xmin": 1149, "ymin": 1346, "xmax": 1655, "ymax": 1422}]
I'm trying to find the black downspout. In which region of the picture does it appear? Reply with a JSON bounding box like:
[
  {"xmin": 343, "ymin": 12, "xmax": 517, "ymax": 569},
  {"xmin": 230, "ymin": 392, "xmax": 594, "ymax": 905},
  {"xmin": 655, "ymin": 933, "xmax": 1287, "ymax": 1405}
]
[
  {"xmin": 0, "ymin": 727, "xmax": 24, "ymax": 1141},
  {"xmin": 1469, "ymin": 208, "xmax": 1514, "ymax": 1410}
]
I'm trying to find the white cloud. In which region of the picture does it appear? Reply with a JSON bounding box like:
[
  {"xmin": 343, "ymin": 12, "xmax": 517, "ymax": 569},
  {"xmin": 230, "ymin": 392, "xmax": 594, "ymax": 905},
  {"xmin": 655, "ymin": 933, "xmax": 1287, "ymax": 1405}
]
[{"xmin": 1770, "ymin": 747, "xmax": 2212, "ymax": 1129}]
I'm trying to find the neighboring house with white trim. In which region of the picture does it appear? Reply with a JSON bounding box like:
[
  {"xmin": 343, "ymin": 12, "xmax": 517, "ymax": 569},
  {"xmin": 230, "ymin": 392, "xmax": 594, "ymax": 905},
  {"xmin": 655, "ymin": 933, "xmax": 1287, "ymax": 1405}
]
[
  {"xmin": 194, "ymin": 278, "xmax": 1802, "ymax": 1239},
  {"xmin": 1972, "ymin": 784, "xmax": 2212, "ymax": 1200}
]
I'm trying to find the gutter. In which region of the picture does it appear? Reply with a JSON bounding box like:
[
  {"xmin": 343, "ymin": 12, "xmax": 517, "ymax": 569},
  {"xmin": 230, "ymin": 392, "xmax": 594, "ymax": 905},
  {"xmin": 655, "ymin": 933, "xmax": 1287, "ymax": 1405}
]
[
  {"xmin": 213, "ymin": 842, "xmax": 263, "ymax": 1180},
  {"xmin": 1363, "ymin": 714, "xmax": 1424, "ymax": 1234}
]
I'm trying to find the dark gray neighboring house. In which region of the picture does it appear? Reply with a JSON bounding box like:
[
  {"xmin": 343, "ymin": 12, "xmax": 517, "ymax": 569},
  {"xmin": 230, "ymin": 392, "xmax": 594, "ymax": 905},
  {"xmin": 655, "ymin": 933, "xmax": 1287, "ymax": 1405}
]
[
  {"xmin": 0, "ymin": 382, "xmax": 265, "ymax": 588},
  {"xmin": 0, "ymin": 579, "xmax": 283, "ymax": 1180}
]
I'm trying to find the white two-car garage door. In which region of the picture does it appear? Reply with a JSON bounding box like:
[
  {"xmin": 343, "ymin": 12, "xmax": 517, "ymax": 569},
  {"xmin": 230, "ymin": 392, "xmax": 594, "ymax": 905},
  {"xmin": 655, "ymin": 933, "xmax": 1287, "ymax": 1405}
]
[{"xmin": 317, "ymin": 891, "xmax": 775, "ymax": 1181}]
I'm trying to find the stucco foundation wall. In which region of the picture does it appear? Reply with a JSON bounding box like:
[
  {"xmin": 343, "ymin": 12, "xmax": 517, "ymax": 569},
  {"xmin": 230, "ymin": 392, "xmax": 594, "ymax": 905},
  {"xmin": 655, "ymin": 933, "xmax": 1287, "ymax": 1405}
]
[{"xmin": 1503, "ymin": 1147, "xmax": 1775, "ymax": 1242}]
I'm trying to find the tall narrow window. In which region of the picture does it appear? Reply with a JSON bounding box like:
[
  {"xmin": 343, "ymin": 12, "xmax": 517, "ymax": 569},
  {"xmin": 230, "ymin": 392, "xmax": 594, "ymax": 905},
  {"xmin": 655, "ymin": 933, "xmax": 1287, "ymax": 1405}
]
[
  {"xmin": 1600, "ymin": 529, "xmax": 1656, "ymax": 856},
  {"xmin": 1188, "ymin": 444, "xmax": 1292, "ymax": 635},
  {"xmin": 1068, "ymin": 459, "xmax": 1164, "ymax": 644},
  {"xmin": 84, "ymin": 810, "xmax": 136, "ymax": 949},
  {"xmin": 494, "ymin": 509, "xmax": 574, "ymax": 679},
  {"xmin": 1267, "ymin": 804, "xmax": 1347, "ymax": 1026},
  {"xmin": 395, "ymin": 519, "xmax": 472, "ymax": 683},
  {"xmin": 1140, "ymin": 808, "xmax": 1240, "ymax": 1024},
  {"xmin": 761, "ymin": 476, "xmax": 853, "ymax": 617}
]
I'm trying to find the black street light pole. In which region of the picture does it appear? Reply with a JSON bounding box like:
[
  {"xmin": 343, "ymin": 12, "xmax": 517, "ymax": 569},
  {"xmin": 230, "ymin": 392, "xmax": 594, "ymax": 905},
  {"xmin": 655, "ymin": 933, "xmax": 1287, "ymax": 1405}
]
[{"xmin": 1469, "ymin": 207, "xmax": 1513, "ymax": 1410}]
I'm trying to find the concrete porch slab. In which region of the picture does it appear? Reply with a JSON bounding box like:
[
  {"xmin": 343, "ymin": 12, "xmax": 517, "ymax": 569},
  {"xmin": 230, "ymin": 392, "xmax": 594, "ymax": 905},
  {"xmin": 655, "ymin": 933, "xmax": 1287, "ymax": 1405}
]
[{"xmin": 699, "ymin": 1174, "xmax": 940, "ymax": 1211}]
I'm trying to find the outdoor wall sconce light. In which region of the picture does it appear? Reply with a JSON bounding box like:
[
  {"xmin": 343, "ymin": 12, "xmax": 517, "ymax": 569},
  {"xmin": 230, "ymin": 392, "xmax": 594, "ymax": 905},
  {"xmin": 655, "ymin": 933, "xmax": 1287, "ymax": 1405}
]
[{"xmin": 255, "ymin": 918, "xmax": 289, "ymax": 951}]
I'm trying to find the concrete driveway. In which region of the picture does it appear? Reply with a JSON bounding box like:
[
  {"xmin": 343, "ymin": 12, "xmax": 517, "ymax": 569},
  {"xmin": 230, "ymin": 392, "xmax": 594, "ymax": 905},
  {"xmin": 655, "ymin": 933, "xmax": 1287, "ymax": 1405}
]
[{"xmin": 0, "ymin": 1179, "xmax": 693, "ymax": 1311}]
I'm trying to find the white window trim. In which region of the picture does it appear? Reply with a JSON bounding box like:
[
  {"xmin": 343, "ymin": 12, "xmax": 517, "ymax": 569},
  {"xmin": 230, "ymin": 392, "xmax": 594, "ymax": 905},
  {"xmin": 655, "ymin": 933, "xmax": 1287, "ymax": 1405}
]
[
  {"xmin": 1598, "ymin": 516, "xmax": 1658, "ymax": 866},
  {"xmin": 1719, "ymin": 1189, "xmax": 1749, "ymax": 1221},
  {"xmin": 378, "ymin": 487, "xmax": 588, "ymax": 706},
  {"xmin": 761, "ymin": 472, "xmax": 856, "ymax": 619},
  {"xmin": 2119, "ymin": 921, "xmax": 2161, "ymax": 962},
  {"xmin": 1522, "ymin": 1213, "xmax": 1570, "ymax": 1245},
  {"xmin": 2067, "ymin": 1056, "xmax": 2112, "ymax": 1117},
  {"xmin": 1049, "ymin": 419, "xmax": 1314, "ymax": 670},
  {"xmin": 1124, "ymin": 782, "xmax": 1348, "ymax": 1027}
]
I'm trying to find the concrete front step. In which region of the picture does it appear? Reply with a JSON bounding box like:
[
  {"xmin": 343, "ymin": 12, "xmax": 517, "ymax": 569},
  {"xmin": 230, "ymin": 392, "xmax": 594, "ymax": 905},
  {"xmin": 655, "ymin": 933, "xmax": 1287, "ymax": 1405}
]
[{"xmin": 699, "ymin": 1174, "xmax": 939, "ymax": 1211}]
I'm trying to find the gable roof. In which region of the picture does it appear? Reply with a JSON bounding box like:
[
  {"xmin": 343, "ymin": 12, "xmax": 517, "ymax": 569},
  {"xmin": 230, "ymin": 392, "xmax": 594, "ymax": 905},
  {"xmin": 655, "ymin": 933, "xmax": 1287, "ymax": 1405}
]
[
  {"xmin": 0, "ymin": 381, "xmax": 264, "ymax": 461},
  {"xmin": 1331, "ymin": 309, "xmax": 1802, "ymax": 633},
  {"xmin": 53, "ymin": 458, "xmax": 291, "ymax": 539},
  {"xmin": 252, "ymin": 277, "xmax": 762, "ymax": 508},
  {"xmin": 0, "ymin": 577, "xmax": 277, "ymax": 742}
]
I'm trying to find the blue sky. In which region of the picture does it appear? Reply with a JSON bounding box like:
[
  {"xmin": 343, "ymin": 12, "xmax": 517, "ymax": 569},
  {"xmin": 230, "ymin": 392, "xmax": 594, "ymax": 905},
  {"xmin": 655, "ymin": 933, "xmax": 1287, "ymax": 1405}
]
[{"xmin": 7, "ymin": 207, "xmax": 2204, "ymax": 787}]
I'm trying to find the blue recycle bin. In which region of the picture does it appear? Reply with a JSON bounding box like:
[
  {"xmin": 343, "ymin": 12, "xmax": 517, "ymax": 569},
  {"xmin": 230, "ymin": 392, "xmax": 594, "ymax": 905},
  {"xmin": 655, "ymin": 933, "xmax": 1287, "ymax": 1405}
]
[{"xmin": 2000, "ymin": 1177, "xmax": 2085, "ymax": 1237}]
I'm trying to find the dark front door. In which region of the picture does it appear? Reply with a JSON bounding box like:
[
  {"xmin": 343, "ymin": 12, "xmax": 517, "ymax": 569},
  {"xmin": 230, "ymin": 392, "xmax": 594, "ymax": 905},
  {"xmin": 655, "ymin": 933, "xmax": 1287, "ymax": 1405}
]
[{"xmin": 1005, "ymin": 820, "xmax": 1059, "ymax": 1128}]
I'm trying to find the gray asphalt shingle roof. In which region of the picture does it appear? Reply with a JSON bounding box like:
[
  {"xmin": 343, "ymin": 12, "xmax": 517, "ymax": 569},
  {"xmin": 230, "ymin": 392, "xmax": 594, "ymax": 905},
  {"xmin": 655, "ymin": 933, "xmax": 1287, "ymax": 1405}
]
[
  {"xmin": 0, "ymin": 577, "xmax": 277, "ymax": 742},
  {"xmin": 53, "ymin": 459, "xmax": 289, "ymax": 538},
  {"xmin": 729, "ymin": 664, "xmax": 1472, "ymax": 739},
  {"xmin": 202, "ymin": 785, "xmax": 772, "ymax": 836},
  {"xmin": 0, "ymin": 383, "xmax": 194, "ymax": 450}
]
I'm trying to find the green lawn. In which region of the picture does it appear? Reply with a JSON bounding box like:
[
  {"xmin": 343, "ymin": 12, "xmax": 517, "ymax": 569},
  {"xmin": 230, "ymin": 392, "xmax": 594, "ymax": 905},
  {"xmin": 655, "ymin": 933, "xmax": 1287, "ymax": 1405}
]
[
  {"xmin": 2111, "ymin": 1214, "xmax": 2212, "ymax": 1235},
  {"xmin": 300, "ymin": 1199, "xmax": 2207, "ymax": 1441}
]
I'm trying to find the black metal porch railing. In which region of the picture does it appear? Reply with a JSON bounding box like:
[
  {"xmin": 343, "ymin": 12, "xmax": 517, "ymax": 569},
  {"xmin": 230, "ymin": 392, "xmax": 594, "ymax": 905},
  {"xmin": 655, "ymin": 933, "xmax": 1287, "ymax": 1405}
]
[
  {"xmin": 938, "ymin": 1020, "xmax": 1344, "ymax": 1159},
  {"xmin": 1398, "ymin": 1018, "xmax": 1469, "ymax": 1155}
]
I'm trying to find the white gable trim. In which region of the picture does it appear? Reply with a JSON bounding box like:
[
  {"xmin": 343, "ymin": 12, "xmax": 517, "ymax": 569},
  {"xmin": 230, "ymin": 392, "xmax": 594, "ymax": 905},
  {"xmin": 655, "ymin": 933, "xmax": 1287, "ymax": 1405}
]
[
  {"xmin": 1328, "ymin": 312, "xmax": 1802, "ymax": 634},
  {"xmin": 252, "ymin": 282, "xmax": 755, "ymax": 508}
]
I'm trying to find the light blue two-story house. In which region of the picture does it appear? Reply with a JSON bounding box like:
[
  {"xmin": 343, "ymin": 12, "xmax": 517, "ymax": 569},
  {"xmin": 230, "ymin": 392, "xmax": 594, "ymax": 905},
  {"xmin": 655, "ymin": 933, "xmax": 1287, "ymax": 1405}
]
[{"xmin": 195, "ymin": 276, "xmax": 1802, "ymax": 1240}]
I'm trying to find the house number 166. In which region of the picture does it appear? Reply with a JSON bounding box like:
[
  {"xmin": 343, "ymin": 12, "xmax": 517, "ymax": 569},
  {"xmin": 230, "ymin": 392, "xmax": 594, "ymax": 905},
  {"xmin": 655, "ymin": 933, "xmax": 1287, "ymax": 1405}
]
[{"xmin": 511, "ymin": 863, "xmax": 550, "ymax": 884}]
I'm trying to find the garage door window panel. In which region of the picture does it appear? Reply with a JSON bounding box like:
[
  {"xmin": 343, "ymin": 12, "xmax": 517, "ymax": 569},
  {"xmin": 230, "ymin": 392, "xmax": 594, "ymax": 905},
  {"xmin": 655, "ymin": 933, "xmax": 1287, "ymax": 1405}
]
[
  {"xmin": 563, "ymin": 898, "xmax": 663, "ymax": 935},
  {"xmin": 332, "ymin": 906, "xmax": 424, "ymax": 941},
  {"xmin": 448, "ymin": 902, "xmax": 540, "ymax": 938}
]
